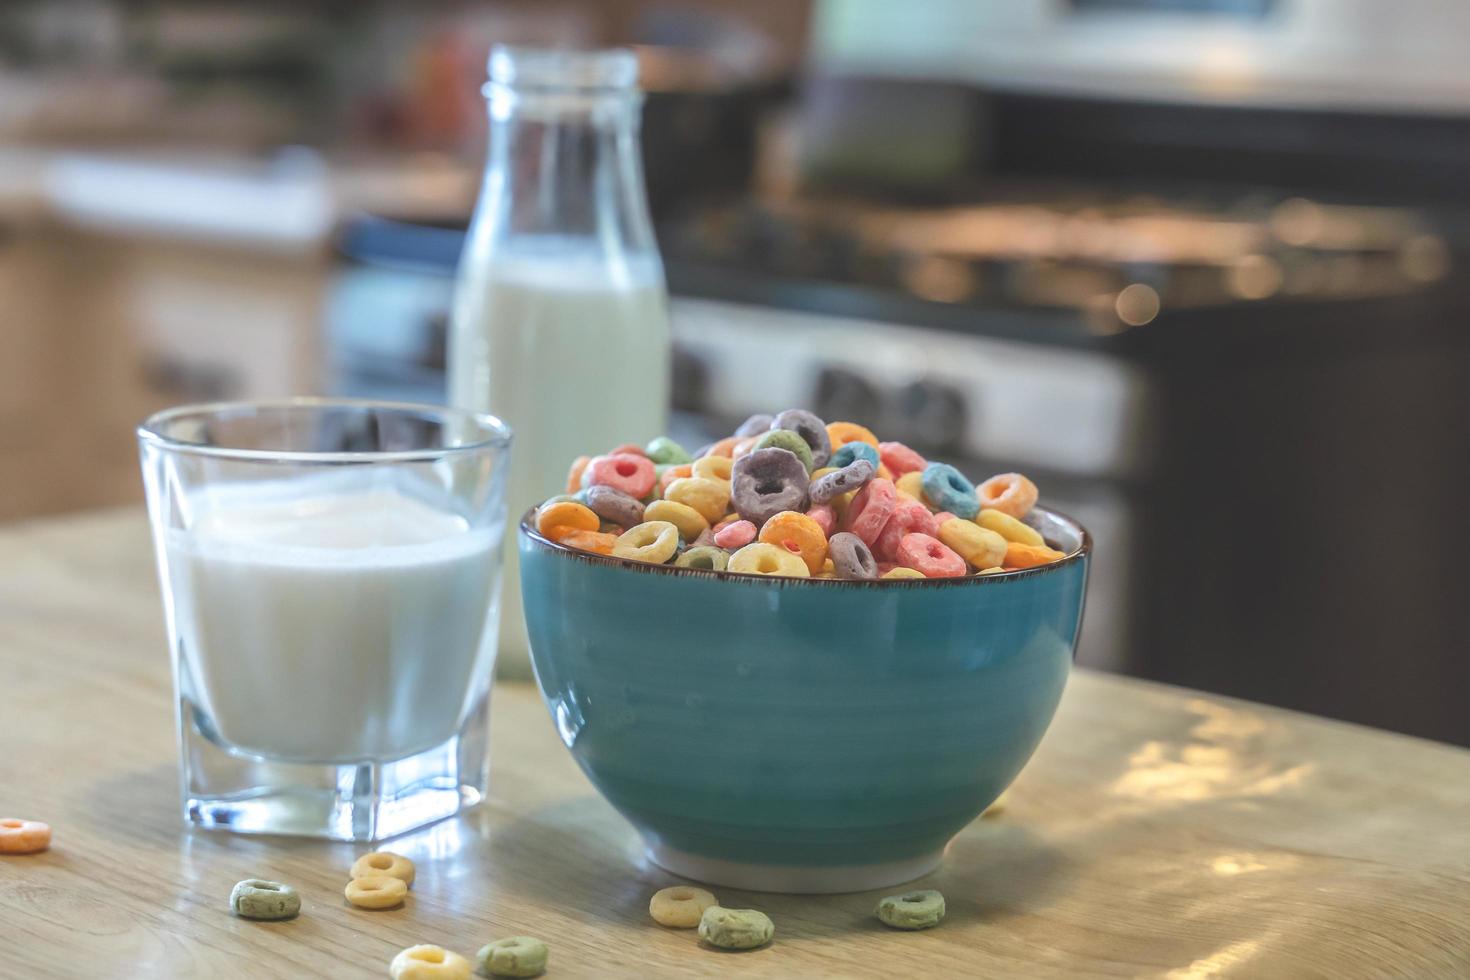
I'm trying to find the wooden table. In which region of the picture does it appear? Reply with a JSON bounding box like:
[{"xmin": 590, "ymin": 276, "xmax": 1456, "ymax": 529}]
[{"xmin": 3, "ymin": 511, "xmax": 1469, "ymax": 979}]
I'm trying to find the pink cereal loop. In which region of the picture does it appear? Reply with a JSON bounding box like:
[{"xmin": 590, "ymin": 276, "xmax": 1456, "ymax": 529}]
[
  {"xmin": 977, "ymin": 472, "xmax": 1038, "ymax": 519},
  {"xmin": 843, "ymin": 478, "xmax": 896, "ymax": 547},
  {"xmin": 805, "ymin": 504, "xmax": 836, "ymax": 537},
  {"xmin": 872, "ymin": 500, "xmax": 938, "ymax": 562},
  {"xmin": 587, "ymin": 453, "xmax": 657, "ymax": 500},
  {"xmin": 878, "ymin": 441, "xmax": 927, "ymax": 477},
  {"xmin": 713, "ymin": 519, "xmax": 756, "ymax": 549},
  {"xmin": 896, "ymin": 532, "xmax": 967, "ymax": 578}
]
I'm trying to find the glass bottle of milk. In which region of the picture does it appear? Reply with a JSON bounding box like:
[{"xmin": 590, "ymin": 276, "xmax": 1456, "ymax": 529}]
[{"xmin": 450, "ymin": 46, "xmax": 670, "ymax": 675}]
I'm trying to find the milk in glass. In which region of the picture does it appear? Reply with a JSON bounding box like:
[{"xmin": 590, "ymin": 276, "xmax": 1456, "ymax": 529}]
[{"xmin": 168, "ymin": 488, "xmax": 501, "ymax": 763}]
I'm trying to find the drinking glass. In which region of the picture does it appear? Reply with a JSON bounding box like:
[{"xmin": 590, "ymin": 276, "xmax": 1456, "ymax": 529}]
[{"xmin": 138, "ymin": 399, "xmax": 511, "ymax": 840}]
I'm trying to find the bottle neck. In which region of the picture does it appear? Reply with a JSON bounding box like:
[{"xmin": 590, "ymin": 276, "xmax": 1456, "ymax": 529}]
[{"xmin": 478, "ymin": 87, "xmax": 659, "ymax": 261}]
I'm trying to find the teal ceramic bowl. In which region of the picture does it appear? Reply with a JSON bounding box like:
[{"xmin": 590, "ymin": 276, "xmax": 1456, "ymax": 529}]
[{"xmin": 519, "ymin": 508, "xmax": 1089, "ymax": 893}]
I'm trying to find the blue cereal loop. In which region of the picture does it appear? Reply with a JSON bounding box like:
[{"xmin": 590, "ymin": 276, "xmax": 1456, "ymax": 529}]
[
  {"xmin": 829, "ymin": 441, "xmax": 879, "ymax": 471},
  {"xmin": 920, "ymin": 462, "xmax": 979, "ymax": 519}
]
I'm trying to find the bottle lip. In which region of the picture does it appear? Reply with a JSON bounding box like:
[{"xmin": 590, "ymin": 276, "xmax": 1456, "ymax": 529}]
[{"xmin": 487, "ymin": 45, "xmax": 639, "ymax": 92}]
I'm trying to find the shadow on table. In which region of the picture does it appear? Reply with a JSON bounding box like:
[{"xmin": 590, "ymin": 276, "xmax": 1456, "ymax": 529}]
[
  {"xmin": 480, "ymin": 798, "xmax": 1077, "ymax": 942},
  {"xmin": 78, "ymin": 764, "xmax": 181, "ymax": 843}
]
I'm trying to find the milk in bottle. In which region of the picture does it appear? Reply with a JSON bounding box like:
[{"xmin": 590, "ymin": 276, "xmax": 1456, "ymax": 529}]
[{"xmin": 450, "ymin": 47, "xmax": 671, "ymax": 674}]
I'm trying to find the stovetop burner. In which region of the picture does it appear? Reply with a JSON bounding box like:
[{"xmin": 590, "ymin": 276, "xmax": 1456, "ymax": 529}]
[{"xmin": 656, "ymin": 189, "xmax": 1449, "ymax": 332}]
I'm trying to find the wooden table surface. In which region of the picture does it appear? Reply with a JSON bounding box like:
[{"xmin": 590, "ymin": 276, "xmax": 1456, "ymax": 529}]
[{"xmin": 3, "ymin": 510, "xmax": 1470, "ymax": 979}]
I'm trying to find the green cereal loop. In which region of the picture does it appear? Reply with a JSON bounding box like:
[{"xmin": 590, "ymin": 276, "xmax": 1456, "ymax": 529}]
[
  {"xmin": 698, "ymin": 907, "xmax": 774, "ymax": 950},
  {"xmin": 875, "ymin": 889, "xmax": 945, "ymax": 930},
  {"xmin": 229, "ymin": 879, "xmax": 301, "ymax": 920},
  {"xmin": 645, "ymin": 437, "xmax": 693, "ymax": 466},
  {"xmin": 674, "ymin": 546, "xmax": 729, "ymax": 571},
  {"xmin": 477, "ymin": 936, "xmax": 549, "ymax": 977},
  {"xmin": 753, "ymin": 430, "xmax": 814, "ymax": 472}
]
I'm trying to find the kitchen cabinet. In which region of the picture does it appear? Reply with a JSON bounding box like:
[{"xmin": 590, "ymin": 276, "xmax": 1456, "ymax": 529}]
[{"xmin": 0, "ymin": 223, "xmax": 327, "ymax": 522}]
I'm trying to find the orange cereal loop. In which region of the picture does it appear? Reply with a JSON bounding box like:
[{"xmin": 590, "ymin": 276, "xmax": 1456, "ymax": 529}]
[
  {"xmin": 565, "ymin": 455, "xmax": 592, "ymax": 494},
  {"xmin": 552, "ymin": 528, "xmax": 618, "ymax": 555},
  {"xmin": 536, "ymin": 501, "xmax": 599, "ymax": 540},
  {"xmin": 658, "ymin": 463, "xmax": 693, "ymax": 495},
  {"xmin": 731, "ymin": 436, "xmax": 759, "ymax": 459},
  {"xmin": 977, "ymin": 472, "xmax": 1039, "ymax": 519},
  {"xmin": 704, "ymin": 436, "xmax": 740, "ymax": 458},
  {"xmin": 825, "ymin": 421, "xmax": 879, "ymax": 451},
  {"xmin": 1003, "ymin": 542, "xmax": 1066, "ymax": 569},
  {"xmin": 758, "ymin": 510, "xmax": 829, "ymax": 575},
  {"xmin": 0, "ymin": 818, "xmax": 51, "ymax": 854}
]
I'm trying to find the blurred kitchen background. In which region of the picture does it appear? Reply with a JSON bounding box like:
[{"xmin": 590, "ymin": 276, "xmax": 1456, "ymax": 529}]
[{"xmin": 4, "ymin": 0, "xmax": 1468, "ymax": 744}]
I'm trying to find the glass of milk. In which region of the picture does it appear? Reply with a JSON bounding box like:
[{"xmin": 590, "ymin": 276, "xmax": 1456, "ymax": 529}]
[
  {"xmin": 450, "ymin": 46, "xmax": 671, "ymax": 679},
  {"xmin": 138, "ymin": 398, "xmax": 510, "ymax": 841}
]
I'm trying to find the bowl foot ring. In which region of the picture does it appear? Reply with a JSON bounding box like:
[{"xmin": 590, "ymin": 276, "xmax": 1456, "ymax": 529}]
[{"xmin": 645, "ymin": 842, "xmax": 943, "ymax": 894}]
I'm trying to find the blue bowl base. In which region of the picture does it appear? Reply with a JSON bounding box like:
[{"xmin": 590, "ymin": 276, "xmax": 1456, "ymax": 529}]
[{"xmin": 647, "ymin": 840, "xmax": 944, "ymax": 895}]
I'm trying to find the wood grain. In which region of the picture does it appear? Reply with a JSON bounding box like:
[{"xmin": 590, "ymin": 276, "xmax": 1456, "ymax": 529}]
[{"xmin": 2, "ymin": 510, "xmax": 1469, "ymax": 978}]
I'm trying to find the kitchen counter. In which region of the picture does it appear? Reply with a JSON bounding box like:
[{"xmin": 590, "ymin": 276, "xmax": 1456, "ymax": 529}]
[{"xmin": 3, "ymin": 510, "xmax": 1470, "ymax": 978}]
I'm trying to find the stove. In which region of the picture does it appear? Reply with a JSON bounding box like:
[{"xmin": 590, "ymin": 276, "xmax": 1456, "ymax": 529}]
[{"xmin": 327, "ymin": 185, "xmax": 1470, "ymax": 744}]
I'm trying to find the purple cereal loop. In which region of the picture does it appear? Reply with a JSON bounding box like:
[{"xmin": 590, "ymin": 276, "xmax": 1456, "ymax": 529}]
[
  {"xmin": 730, "ymin": 447, "xmax": 810, "ymax": 527},
  {"xmin": 584, "ymin": 485, "xmax": 645, "ymax": 528},
  {"xmin": 734, "ymin": 413, "xmax": 775, "ymax": 438},
  {"xmin": 809, "ymin": 458, "xmax": 875, "ymax": 504},
  {"xmin": 828, "ymin": 532, "xmax": 878, "ymax": 580},
  {"xmin": 771, "ymin": 409, "xmax": 832, "ymax": 469}
]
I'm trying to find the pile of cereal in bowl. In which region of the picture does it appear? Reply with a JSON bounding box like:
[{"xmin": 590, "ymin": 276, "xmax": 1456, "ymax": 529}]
[{"xmin": 531, "ymin": 410, "xmax": 1070, "ymax": 580}]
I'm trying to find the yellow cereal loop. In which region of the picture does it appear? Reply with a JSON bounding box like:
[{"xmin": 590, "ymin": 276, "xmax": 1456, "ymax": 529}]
[
  {"xmin": 691, "ymin": 455, "xmax": 733, "ymax": 489},
  {"xmin": 728, "ymin": 542, "xmax": 810, "ymax": 577},
  {"xmin": 389, "ymin": 944, "xmax": 472, "ymax": 980},
  {"xmin": 345, "ymin": 875, "xmax": 408, "ymax": 909},
  {"xmin": 977, "ymin": 566, "xmax": 1007, "ymax": 575},
  {"xmin": 882, "ymin": 566, "xmax": 925, "ymax": 579},
  {"xmin": 665, "ymin": 477, "xmax": 729, "ymax": 524},
  {"xmin": 895, "ymin": 471, "xmax": 929, "ymax": 506},
  {"xmin": 937, "ymin": 519, "xmax": 1008, "ymax": 570},
  {"xmin": 351, "ymin": 851, "xmax": 415, "ymax": 887},
  {"xmin": 612, "ymin": 521, "xmax": 680, "ymax": 564},
  {"xmin": 644, "ymin": 500, "xmax": 708, "ymax": 542},
  {"xmin": 976, "ymin": 509, "xmax": 1044, "ymax": 547},
  {"xmin": 649, "ymin": 886, "xmax": 719, "ymax": 928}
]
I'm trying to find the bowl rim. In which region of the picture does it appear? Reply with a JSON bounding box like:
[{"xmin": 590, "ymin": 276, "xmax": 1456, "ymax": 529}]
[{"xmin": 518, "ymin": 504, "xmax": 1090, "ymax": 588}]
